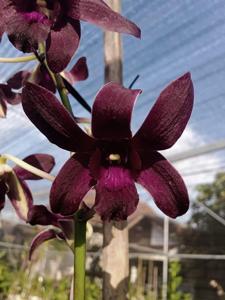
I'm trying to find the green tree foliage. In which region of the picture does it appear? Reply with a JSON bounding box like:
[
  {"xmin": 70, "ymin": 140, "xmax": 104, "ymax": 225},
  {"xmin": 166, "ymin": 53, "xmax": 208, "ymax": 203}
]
[
  {"xmin": 179, "ymin": 172, "xmax": 225, "ymax": 254},
  {"xmin": 0, "ymin": 253, "xmax": 13, "ymax": 299},
  {"xmin": 168, "ymin": 261, "xmax": 192, "ymax": 300},
  {"xmin": 0, "ymin": 248, "xmax": 101, "ymax": 300},
  {"xmin": 85, "ymin": 277, "xmax": 101, "ymax": 300}
]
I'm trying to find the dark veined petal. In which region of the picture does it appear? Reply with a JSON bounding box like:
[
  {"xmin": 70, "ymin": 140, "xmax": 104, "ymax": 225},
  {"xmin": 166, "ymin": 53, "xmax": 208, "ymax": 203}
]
[
  {"xmin": 95, "ymin": 166, "xmax": 139, "ymax": 221},
  {"xmin": 136, "ymin": 151, "xmax": 189, "ymax": 218},
  {"xmin": 6, "ymin": 172, "xmax": 33, "ymax": 221},
  {"xmin": 50, "ymin": 154, "xmax": 95, "ymax": 215},
  {"xmin": 63, "ymin": 57, "xmax": 88, "ymax": 84},
  {"xmin": 46, "ymin": 19, "xmax": 80, "ymax": 73},
  {"xmin": 133, "ymin": 73, "xmax": 194, "ymax": 151},
  {"xmin": 29, "ymin": 229, "xmax": 64, "ymax": 260},
  {"xmin": 14, "ymin": 154, "xmax": 55, "ymax": 180},
  {"xmin": 27, "ymin": 205, "xmax": 59, "ymax": 227},
  {"xmin": 22, "ymin": 82, "xmax": 95, "ymax": 152},
  {"xmin": 92, "ymin": 82, "xmax": 141, "ymax": 140},
  {"xmin": 68, "ymin": 0, "xmax": 141, "ymax": 38},
  {"xmin": 7, "ymin": 71, "xmax": 30, "ymax": 89},
  {"xmin": 0, "ymin": 97, "xmax": 7, "ymax": 118}
]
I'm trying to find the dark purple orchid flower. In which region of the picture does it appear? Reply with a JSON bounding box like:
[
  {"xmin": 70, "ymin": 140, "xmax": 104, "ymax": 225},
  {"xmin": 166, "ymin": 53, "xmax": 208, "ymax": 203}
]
[
  {"xmin": 0, "ymin": 0, "xmax": 141, "ymax": 73},
  {"xmin": 22, "ymin": 73, "xmax": 194, "ymax": 221},
  {"xmin": 0, "ymin": 57, "xmax": 88, "ymax": 117},
  {"xmin": 0, "ymin": 154, "xmax": 55, "ymax": 221}
]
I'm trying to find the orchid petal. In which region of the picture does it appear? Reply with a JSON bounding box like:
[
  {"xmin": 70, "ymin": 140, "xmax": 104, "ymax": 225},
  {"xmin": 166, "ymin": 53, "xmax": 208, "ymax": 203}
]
[
  {"xmin": 46, "ymin": 20, "xmax": 80, "ymax": 73},
  {"xmin": 68, "ymin": 0, "xmax": 141, "ymax": 38},
  {"xmin": 95, "ymin": 166, "xmax": 139, "ymax": 221},
  {"xmin": 64, "ymin": 57, "xmax": 88, "ymax": 84},
  {"xmin": 22, "ymin": 82, "xmax": 95, "ymax": 152},
  {"xmin": 92, "ymin": 82, "xmax": 141, "ymax": 140},
  {"xmin": 6, "ymin": 171, "xmax": 32, "ymax": 221},
  {"xmin": 14, "ymin": 154, "xmax": 55, "ymax": 181},
  {"xmin": 34, "ymin": 65, "xmax": 56, "ymax": 93},
  {"xmin": 133, "ymin": 73, "xmax": 194, "ymax": 150},
  {"xmin": 50, "ymin": 154, "xmax": 95, "ymax": 215},
  {"xmin": 7, "ymin": 71, "xmax": 30, "ymax": 89},
  {"xmin": 0, "ymin": 84, "xmax": 21, "ymax": 105},
  {"xmin": 29, "ymin": 229, "xmax": 63, "ymax": 260},
  {"xmin": 136, "ymin": 151, "xmax": 189, "ymax": 218},
  {"xmin": 27, "ymin": 205, "xmax": 59, "ymax": 227}
]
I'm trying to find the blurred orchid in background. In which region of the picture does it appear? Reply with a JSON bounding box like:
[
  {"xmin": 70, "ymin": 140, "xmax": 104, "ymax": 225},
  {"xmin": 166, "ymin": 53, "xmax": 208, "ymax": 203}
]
[
  {"xmin": 27, "ymin": 204, "xmax": 72, "ymax": 260},
  {"xmin": 0, "ymin": 0, "xmax": 140, "ymax": 72},
  {"xmin": 0, "ymin": 56, "xmax": 88, "ymax": 117},
  {"xmin": 22, "ymin": 73, "xmax": 194, "ymax": 221},
  {"xmin": 0, "ymin": 71, "xmax": 29, "ymax": 118},
  {"xmin": 27, "ymin": 203, "xmax": 94, "ymax": 259},
  {"xmin": 0, "ymin": 154, "xmax": 55, "ymax": 220}
]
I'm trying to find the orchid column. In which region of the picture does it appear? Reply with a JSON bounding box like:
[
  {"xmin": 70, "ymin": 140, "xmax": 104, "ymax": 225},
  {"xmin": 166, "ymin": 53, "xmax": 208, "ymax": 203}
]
[{"xmin": 103, "ymin": 1, "xmax": 129, "ymax": 299}]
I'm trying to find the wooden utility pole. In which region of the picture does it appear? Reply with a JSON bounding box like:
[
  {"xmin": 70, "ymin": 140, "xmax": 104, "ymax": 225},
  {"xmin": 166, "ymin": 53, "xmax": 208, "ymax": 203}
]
[
  {"xmin": 162, "ymin": 216, "xmax": 169, "ymax": 300},
  {"xmin": 102, "ymin": 1, "xmax": 129, "ymax": 299}
]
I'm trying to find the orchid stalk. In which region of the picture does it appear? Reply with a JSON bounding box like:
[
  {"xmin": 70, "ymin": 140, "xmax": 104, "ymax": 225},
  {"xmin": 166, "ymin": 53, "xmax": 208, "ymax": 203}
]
[
  {"xmin": 74, "ymin": 214, "xmax": 87, "ymax": 300},
  {"xmin": 37, "ymin": 43, "xmax": 73, "ymax": 114},
  {"xmin": 56, "ymin": 81, "xmax": 88, "ymax": 300},
  {"xmin": 55, "ymin": 76, "xmax": 87, "ymax": 300},
  {"xmin": 36, "ymin": 42, "xmax": 87, "ymax": 300},
  {"xmin": 0, "ymin": 54, "xmax": 37, "ymax": 63},
  {"xmin": 55, "ymin": 73, "xmax": 73, "ymax": 114}
]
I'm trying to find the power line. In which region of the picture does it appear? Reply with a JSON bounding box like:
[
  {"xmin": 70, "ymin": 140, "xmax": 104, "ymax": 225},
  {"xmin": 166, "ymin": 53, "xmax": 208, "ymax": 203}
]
[{"xmin": 168, "ymin": 139, "xmax": 225, "ymax": 162}]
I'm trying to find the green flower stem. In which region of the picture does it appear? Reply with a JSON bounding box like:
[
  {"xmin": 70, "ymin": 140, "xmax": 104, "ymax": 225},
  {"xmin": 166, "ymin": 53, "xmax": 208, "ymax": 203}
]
[
  {"xmin": 1, "ymin": 154, "xmax": 55, "ymax": 182},
  {"xmin": 37, "ymin": 43, "xmax": 87, "ymax": 300},
  {"xmin": 55, "ymin": 74, "xmax": 73, "ymax": 113},
  {"xmin": 37, "ymin": 43, "xmax": 73, "ymax": 114},
  {"xmin": 0, "ymin": 55, "xmax": 36, "ymax": 63},
  {"xmin": 74, "ymin": 214, "xmax": 87, "ymax": 300},
  {"xmin": 37, "ymin": 43, "xmax": 57, "ymax": 86}
]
